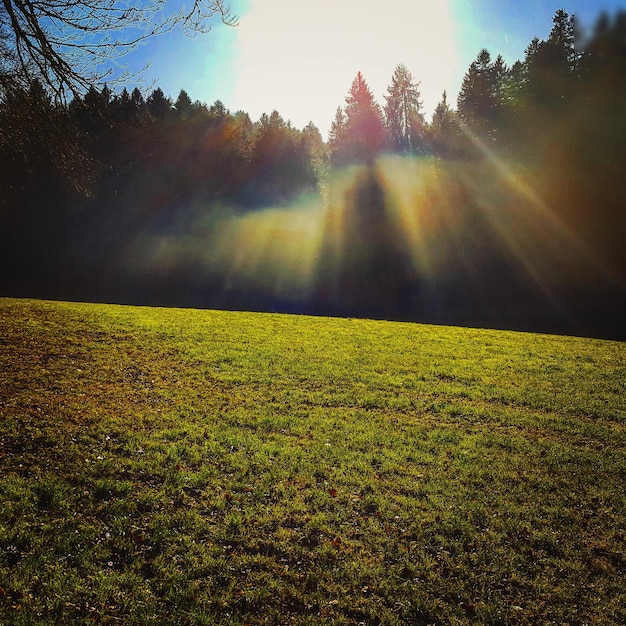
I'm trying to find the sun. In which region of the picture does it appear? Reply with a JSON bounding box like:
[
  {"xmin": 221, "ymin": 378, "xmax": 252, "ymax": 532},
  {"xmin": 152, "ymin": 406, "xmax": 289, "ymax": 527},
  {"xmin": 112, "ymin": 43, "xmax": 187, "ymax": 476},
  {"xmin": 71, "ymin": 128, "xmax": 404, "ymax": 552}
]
[{"xmin": 231, "ymin": 0, "xmax": 459, "ymax": 134}]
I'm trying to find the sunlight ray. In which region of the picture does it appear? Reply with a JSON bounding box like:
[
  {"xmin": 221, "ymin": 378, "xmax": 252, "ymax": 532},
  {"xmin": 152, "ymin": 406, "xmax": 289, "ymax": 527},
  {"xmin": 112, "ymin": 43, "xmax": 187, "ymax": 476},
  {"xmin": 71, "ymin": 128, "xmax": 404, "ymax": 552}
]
[
  {"xmin": 459, "ymin": 124, "xmax": 626, "ymax": 292},
  {"xmin": 208, "ymin": 195, "xmax": 327, "ymax": 306}
]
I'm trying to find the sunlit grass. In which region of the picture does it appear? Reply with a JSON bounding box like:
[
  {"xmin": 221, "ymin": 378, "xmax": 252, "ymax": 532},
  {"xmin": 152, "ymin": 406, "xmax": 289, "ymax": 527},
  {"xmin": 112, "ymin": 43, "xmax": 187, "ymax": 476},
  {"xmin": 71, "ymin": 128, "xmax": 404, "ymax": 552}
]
[{"xmin": 1, "ymin": 297, "xmax": 624, "ymax": 625}]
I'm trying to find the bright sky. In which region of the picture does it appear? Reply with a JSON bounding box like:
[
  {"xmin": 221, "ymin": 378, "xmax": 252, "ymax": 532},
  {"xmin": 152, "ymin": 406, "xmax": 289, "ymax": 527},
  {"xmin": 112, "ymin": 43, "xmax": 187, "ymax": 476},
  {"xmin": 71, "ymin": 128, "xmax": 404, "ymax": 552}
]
[
  {"xmin": 230, "ymin": 0, "xmax": 457, "ymax": 132},
  {"xmin": 132, "ymin": 0, "xmax": 623, "ymax": 138}
]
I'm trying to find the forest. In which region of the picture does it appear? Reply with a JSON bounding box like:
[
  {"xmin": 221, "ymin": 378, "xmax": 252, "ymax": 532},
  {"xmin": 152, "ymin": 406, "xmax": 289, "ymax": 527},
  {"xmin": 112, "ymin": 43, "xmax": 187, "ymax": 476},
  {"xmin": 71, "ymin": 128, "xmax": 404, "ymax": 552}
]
[{"xmin": 1, "ymin": 9, "xmax": 625, "ymax": 339}]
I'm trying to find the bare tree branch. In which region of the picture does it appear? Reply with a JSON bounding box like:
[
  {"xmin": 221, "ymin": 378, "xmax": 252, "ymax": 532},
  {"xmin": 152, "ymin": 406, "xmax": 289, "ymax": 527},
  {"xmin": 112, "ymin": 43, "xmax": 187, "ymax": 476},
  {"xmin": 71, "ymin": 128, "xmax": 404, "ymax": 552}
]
[{"xmin": 0, "ymin": 0, "xmax": 236, "ymax": 99}]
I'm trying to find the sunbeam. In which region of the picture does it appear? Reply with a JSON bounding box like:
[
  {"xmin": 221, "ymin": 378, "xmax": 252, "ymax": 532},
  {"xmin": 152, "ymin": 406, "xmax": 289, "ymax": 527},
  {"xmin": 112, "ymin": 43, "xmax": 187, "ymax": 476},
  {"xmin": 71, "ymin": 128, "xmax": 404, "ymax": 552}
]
[
  {"xmin": 211, "ymin": 196, "xmax": 326, "ymax": 306},
  {"xmin": 458, "ymin": 123, "xmax": 626, "ymax": 292},
  {"xmin": 118, "ymin": 141, "xmax": 624, "ymax": 334}
]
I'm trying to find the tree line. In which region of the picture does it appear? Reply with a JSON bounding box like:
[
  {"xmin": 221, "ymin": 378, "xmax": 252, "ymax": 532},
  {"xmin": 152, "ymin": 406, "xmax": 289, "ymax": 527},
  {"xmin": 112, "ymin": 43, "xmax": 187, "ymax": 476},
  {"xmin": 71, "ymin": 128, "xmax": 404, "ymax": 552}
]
[
  {"xmin": 330, "ymin": 9, "xmax": 625, "ymax": 164},
  {"xmin": 1, "ymin": 9, "xmax": 625, "ymax": 338}
]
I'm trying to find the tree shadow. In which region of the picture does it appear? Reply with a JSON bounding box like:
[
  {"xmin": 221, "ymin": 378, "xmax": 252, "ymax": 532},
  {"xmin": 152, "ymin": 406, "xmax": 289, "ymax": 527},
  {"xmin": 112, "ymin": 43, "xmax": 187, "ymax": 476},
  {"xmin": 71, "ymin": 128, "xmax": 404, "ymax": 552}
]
[{"xmin": 313, "ymin": 162, "xmax": 419, "ymax": 318}]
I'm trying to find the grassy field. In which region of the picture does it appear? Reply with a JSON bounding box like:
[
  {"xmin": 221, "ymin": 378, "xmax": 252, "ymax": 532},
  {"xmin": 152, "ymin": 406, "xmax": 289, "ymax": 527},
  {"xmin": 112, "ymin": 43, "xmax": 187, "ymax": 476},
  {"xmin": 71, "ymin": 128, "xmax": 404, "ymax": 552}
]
[{"xmin": 0, "ymin": 297, "xmax": 624, "ymax": 625}]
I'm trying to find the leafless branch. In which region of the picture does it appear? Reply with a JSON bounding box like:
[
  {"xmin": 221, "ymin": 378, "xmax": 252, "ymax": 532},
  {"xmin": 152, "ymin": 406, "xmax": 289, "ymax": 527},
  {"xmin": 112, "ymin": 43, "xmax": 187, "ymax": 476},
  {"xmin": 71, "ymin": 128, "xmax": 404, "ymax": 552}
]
[{"xmin": 0, "ymin": 0, "xmax": 237, "ymax": 100}]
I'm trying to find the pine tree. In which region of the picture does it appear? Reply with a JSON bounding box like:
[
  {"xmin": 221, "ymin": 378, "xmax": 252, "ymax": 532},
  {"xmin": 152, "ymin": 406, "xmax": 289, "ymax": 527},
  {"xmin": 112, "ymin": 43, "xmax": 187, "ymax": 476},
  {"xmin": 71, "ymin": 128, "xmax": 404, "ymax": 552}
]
[
  {"xmin": 147, "ymin": 88, "xmax": 171, "ymax": 119},
  {"xmin": 247, "ymin": 110, "xmax": 317, "ymax": 205},
  {"xmin": 384, "ymin": 64, "xmax": 424, "ymax": 154},
  {"xmin": 130, "ymin": 88, "xmax": 145, "ymax": 112},
  {"xmin": 457, "ymin": 49, "xmax": 506, "ymax": 139},
  {"xmin": 548, "ymin": 9, "xmax": 576, "ymax": 71},
  {"xmin": 338, "ymin": 72, "xmax": 385, "ymax": 164},
  {"xmin": 110, "ymin": 87, "xmax": 132, "ymax": 121},
  {"xmin": 302, "ymin": 122, "xmax": 325, "ymax": 162},
  {"xmin": 523, "ymin": 11, "xmax": 576, "ymax": 109},
  {"xmin": 174, "ymin": 90, "xmax": 193, "ymax": 119},
  {"xmin": 328, "ymin": 107, "xmax": 346, "ymax": 164},
  {"xmin": 429, "ymin": 90, "xmax": 457, "ymax": 156},
  {"xmin": 209, "ymin": 100, "xmax": 228, "ymax": 119},
  {"xmin": 525, "ymin": 36, "xmax": 542, "ymax": 61}
]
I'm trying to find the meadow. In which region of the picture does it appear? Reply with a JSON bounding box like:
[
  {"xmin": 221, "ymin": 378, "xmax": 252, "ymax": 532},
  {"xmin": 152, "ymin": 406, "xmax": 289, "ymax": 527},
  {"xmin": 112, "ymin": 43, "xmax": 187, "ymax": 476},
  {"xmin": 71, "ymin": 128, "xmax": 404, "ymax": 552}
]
[{"xmin": 0, "ymin": 297, "xmax": 624, "ymax": 625}]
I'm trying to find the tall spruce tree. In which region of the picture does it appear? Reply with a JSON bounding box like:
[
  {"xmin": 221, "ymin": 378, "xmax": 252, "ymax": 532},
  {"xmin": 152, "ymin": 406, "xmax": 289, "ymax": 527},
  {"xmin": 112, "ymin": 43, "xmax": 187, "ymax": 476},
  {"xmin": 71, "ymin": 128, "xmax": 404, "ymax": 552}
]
[
  {"xmin": 147, "ymin": 87, "xmax": 171, "ymax": 119},
  {"xmin": 457, "ymin": 49, "xmax": 507, "ymax": 139},
  {"xmin": 174, "ymin": 89, "xmax": 194, "ymax": 119},
  {"xmin": 429, "ymin": 90, "xmax": 457, "ymax": 156},
  {"xmin": 342, "ymin": 71, "xmax": 386, "ymax": 164},
  {"xmin": 328, "ymin": 106, "xmax": 346, "ymax": 163},
  {"xmin": 384, "ymin": 64, "xmax": 424, "ymax": 154},
  {"xmin": 522, "ymin": 10, "xmax": 576, "ymax": 109},
  {"xmin": 548, "ymin": 9, "xmax": 576, "ymax": 71}
]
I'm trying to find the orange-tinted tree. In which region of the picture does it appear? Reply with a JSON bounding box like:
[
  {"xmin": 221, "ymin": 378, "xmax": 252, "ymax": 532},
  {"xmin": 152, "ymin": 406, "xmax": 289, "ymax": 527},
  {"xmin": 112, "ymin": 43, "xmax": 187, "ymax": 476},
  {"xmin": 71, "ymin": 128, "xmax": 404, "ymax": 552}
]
[{"xmin": 331, "ymin": 72, "xmax": 386, "ymax": 166}]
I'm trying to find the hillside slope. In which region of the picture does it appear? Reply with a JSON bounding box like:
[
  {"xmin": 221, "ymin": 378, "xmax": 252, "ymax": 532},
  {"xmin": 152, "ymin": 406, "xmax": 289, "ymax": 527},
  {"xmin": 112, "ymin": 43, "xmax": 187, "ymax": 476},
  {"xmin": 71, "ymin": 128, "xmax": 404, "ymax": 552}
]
[{"xmin": 1, "ymin": 298, "xmax": 624, "ymax": 624}]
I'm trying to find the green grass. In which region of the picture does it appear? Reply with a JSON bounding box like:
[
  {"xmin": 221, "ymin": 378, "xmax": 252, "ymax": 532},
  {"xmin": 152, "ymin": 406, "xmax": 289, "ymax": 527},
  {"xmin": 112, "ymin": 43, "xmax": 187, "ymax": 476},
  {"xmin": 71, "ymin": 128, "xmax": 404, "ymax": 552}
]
[{"xmin": 0, "ymin": 297, "xmax": 624, "ymax": 625}]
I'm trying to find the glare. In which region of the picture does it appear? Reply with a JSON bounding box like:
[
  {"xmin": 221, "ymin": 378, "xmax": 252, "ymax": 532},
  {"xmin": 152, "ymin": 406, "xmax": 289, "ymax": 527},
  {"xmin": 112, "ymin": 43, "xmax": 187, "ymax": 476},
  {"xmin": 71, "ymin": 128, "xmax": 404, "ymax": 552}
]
[{"xmin": 232, "ymin": 0, "xmax": 459, "ymax": 134}]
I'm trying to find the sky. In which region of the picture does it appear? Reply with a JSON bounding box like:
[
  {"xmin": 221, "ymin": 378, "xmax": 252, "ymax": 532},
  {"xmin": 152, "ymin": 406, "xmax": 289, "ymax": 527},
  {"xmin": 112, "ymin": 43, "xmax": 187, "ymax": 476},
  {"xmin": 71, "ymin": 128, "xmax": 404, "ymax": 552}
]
[{"xmin": 129, "ymin": 0, "xmax": 624, "ymax": 137}]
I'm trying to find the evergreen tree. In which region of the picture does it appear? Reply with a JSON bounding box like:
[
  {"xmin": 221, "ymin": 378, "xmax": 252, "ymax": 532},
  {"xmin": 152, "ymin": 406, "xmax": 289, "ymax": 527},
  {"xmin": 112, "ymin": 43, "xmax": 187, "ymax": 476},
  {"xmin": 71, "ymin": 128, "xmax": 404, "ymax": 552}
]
[
  {"xmin": 525, "ymin": 36, "xmax": 542, "ymax": 61},
  {"xmin": 147, "ymin": 87, "xmax": 171, "ymax": 119},
  {"xmin": 73, "ymin": 84, "xmax": 114, "ymax": 141},
  {"xmin": 247, "ymin": 110, "xmax": 316, "ymax": 205},
  {"xmin": 384, "ymin": 64, "xmax": 424, "ymax": 154},
  {"xmin": 174, "ymin": 89, "xmax": 194, "ymax": 118},
  {"xmin": 302, "ymin": 121, "xmax": 326, "ymax": 166},
  {"xmin": 501, "ymin": 60, "xmax": 525, "ymax": 107},
  {"xmin": 83, "ymin": 84, "xmax": 111, "ymax": 115},
  {"xmin": 512, "ymin": 36, "xmax": 540, "ymax": 109},
  {"xmin": 302, "ymin": 122, "xmax": 324, "ymax": 157},
  {"xmin": 328, "ymin": 106, "xmax": 347, "ymax": 164},
  {"xmin": 209, "ymin": 100, "xmax": 228, "ymax": 119},
  {"xmin": 548, "ymin": 9, "xmax": 576, "ymax": 71},
  {"xmin": 340, "ymin": 71, "xmax": 385, "ymax": 164},
  {"xmin": 523, "ymin": 10, "xmax": 576, "ymax": 109},
  {"xmin": 202, "ymin": 108, "xmax": 253, "ymax": 198},
  {"xmin": 457, "ymin": 49, "xmax": 506, "ymax": 140},
  {"xmin": 131, "ymin": 88, "xmax": 145, "ymax": 113},
  {"xmin": 0, "ymin": 77, "xmax": 92, "ymax": 250},
  {"xmin": 110, "ymin": 87, "xmax": 133, "ymax": 121},
  {"xmin": 429, "ymin": 90, "xmax": 457, "ymax": 157}
]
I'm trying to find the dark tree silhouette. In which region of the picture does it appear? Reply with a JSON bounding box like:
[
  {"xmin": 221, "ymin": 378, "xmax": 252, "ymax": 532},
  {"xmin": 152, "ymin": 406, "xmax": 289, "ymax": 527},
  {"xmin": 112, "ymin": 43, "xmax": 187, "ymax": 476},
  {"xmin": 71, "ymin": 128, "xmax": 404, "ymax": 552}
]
[
  {"xmin": 147, "ymin": 87, "xmax": 172, "ymax": 119},
  {"xmin": 174, "ymin": 90, "xmax": 194, "ymax": 119},
  {"xmin": 457, "ymin": 49, "xmax": 507, "ymax": 139},
  {"xmin": 522, "ymin": 10, "xmax": 576, "ymax": 110},
  {"xmin": 428, "ymin": 90, "xmax": 457, "ymax": 157}
]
